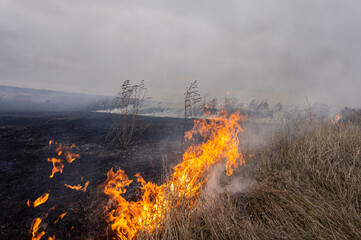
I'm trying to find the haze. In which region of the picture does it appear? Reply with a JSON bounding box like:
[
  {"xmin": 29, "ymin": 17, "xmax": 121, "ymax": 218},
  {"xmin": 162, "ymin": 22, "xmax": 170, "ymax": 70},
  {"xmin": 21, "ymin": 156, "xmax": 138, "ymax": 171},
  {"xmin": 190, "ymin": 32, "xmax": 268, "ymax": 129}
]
[{"xmin": 1, "ymin": 0, "xmax": 360, "ymax": 107}]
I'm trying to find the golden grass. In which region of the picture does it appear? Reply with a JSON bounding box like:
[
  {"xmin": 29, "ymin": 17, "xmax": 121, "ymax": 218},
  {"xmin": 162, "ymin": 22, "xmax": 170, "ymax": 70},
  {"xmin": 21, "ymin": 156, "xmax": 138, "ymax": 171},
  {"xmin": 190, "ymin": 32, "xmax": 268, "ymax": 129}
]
[{"xmin": 134, "ymin": 115, "xmax": 361, "ymax": 239}]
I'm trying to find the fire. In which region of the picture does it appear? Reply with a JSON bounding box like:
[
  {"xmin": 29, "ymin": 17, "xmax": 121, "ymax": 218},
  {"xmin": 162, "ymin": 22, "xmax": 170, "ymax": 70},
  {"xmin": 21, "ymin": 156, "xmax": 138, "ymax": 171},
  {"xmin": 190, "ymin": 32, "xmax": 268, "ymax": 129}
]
[
  {"xmin": 28, "ymin": 140, "xmax": 84, "ymax": 239},
  {"xmin": 54, "ymin": 212, "xmax": 67, "ymax": 224},
  {"xmin": 47, "ymin": 141, "xmax": 80, "ymax": 178},
  {"xmin": 332, "ymin": 114, "xmax": 343, "ymax": 126},
  {"xmin": 102, "ymin": 111, "xmax": 245, "ymax": 239},
  {"xmin": 47, "ymin": 158, "xmax": 64, "ymax": 178},
  {"xmin": 30, "ymin": 218, "xmax": 45, "ymax": 240},
  {"xmin": 334, "ymin": 114, "xmax": 342, "ymax": 122},
  {"xmin": 33, "ymin": 193, "xmax": 50, "ymax": 208},
  {"xmin": 64, "ymin": 181, "xmax": 89, "ymax": 192},
  {"xmin": 55, "ymin": 143, "xmax": 80, "ymax": 163}
]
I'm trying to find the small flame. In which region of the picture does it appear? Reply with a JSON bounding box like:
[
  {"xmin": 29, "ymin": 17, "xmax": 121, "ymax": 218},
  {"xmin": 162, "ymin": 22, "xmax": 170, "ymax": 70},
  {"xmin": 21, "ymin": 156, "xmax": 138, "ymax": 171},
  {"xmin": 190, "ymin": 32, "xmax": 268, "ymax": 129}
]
[
  {"xmin": 47, "ymin": 142, "xmax": 80, "ymax": 178},
  {"xmin": 54, "ymin": 212, "xmax": 67, "ymax": 224},
  {"xmin": 28, "ymin": 141, "xmax": 83, "ymax": 238},
  {"xmin": 64, "ymin": 181, "xmax": 89, "ymax": 192},
  {"xmin": 334, "ymin": 114, "xmax": 342, "ymax": 122},
  {"xmin": 47, "ymin": 158, "xmax": 64, "ymax": 178},
  {"xmin": 33, "ymin": 193, "xmax": 50, "ymax": 208},
  {"xmin": 55, "ymin": 144, "xmax": 80, "ymax": 163},
  {"xmin": 30, "ymin": 218, "xmax": 45, "ymax": 240}
]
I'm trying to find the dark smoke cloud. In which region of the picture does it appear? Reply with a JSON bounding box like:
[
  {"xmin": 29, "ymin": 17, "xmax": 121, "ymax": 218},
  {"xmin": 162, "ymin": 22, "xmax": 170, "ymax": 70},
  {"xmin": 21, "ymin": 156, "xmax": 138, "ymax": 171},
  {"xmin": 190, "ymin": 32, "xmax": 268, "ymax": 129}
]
[{"xmin": 0, "ymin": 0, "xmax": 360, "ymax": 107}]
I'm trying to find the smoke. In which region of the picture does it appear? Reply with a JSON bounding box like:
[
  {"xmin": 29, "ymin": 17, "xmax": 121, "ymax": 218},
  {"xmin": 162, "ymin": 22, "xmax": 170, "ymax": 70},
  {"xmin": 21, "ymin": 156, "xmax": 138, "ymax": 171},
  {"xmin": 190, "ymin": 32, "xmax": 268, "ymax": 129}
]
[
  {"xmin": 0, "ymin": 0, "xmax": 360, "ymax": 107},
  {"xmin": 205, "ymin": 164, "xmax": 254, "ymax": 198}
]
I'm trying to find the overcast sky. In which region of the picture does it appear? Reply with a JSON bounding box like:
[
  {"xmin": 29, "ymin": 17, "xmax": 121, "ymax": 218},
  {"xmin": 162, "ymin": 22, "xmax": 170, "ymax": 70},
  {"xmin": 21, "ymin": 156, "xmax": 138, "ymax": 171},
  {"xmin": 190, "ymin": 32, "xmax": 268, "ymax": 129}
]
[{"xmin": 0, "ymin": 0, "xmax": 360, "ymax": 107}]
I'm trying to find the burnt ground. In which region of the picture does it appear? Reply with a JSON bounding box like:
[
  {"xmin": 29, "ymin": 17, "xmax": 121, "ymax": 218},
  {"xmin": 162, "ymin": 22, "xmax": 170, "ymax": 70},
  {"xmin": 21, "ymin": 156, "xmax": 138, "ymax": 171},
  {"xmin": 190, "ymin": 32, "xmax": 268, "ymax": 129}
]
[{"xmin": 0, "ymin": 111, "xmax": 187, "ymax": 240}]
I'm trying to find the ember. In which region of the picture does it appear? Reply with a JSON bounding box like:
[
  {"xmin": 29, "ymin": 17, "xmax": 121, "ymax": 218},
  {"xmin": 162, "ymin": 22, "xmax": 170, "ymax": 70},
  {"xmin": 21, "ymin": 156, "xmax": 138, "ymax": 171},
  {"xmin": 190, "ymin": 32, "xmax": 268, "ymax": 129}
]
[
  {"xmin": 30, "ymin": 218, "xmax": 45, "ymax": 240},
  {"xmin": 32, "ymin": 193, "xmax": 50, "ymax": 208},
  {"xmin": 27, "ymin": 141, "xmax": 86, "ymax": 239},
  {"xmin": 53, "ymin": 212, "xmax": 67, "ymax": 224},
  {"xmin": 64, "ymin": 181, "xmax": 89, "ymax": 192}
]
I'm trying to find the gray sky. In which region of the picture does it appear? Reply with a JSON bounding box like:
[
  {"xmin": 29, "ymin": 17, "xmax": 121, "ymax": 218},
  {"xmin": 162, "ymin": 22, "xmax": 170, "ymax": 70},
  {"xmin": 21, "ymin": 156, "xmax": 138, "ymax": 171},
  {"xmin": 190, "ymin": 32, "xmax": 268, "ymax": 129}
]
[{"xmin": 0, "ymin": 0, "xmax": 360, "ymax": 107}]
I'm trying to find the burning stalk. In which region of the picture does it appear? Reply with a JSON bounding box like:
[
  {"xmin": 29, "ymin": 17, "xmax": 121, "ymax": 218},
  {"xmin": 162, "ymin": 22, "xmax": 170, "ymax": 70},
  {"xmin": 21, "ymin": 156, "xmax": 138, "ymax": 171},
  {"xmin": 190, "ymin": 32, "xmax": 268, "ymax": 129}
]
[
  {"xmin": 28, "ymin": 192, "xmax": 50, "ymax": 208},
  {"xmin": 64, "ymin": 181, "xmax": 89, "ymax": 192},
  {"xmin": 30, "ymin": 218, "xmax": 45, "ymax": 240}
]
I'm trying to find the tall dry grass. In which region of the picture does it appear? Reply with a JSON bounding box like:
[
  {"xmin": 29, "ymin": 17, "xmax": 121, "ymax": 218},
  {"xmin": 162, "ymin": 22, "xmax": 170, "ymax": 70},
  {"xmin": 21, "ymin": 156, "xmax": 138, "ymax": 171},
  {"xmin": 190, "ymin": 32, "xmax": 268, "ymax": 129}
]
[{"xmin": 137, "ymin": 114, "xmax": 361, "ymax": 240}]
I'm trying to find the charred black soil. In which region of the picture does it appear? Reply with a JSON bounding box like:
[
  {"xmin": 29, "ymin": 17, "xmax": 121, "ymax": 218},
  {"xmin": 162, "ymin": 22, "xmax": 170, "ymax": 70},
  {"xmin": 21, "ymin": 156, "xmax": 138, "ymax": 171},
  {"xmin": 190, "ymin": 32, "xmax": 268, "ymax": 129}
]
[{"xmin": 0, "ymin": 112, "xmax": 186, "ymax": 240}]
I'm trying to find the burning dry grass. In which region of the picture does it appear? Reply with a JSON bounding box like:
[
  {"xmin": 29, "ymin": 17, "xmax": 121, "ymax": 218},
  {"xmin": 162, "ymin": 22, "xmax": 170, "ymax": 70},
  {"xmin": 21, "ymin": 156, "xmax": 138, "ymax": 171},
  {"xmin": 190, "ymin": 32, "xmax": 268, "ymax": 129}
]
[
  {"xmin": 103, "ymin": 111, "xmax": 245, "ymax": 239},
  {"xmin": 137, "ymin": 118, "xmax": 361, "ymax": 239}
]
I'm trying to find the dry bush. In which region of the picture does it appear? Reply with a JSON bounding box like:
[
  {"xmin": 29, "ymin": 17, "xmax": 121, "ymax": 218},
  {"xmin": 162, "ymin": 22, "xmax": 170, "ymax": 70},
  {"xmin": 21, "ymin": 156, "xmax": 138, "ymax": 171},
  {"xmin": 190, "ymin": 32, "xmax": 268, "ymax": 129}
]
[
  {"xmin": 137, "ymin": 117, "xmax": 361, "ymax": 239},
  {"xmin": 105, "ymin": 80, "xmax": 149, "ymax": 149},
  {"xmin": 182, "ymin": 80, "xmax": 202, "ymax": 153}
]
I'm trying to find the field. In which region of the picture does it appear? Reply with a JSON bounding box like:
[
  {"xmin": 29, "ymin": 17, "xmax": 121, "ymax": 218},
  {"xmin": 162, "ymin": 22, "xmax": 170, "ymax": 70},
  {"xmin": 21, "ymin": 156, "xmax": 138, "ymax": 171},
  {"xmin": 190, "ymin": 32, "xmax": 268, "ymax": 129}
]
[{"xmin": 0, "ymin": 111, "xmax": 360, "ymax": 239}]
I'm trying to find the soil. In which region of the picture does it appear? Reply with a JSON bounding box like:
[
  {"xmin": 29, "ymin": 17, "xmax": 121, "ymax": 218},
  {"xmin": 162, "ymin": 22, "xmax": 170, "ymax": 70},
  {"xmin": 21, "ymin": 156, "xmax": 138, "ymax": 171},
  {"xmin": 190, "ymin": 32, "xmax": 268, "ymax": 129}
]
[{"xmin": 0, "ymin": 111, "xmax": 187, "ymax": 240}]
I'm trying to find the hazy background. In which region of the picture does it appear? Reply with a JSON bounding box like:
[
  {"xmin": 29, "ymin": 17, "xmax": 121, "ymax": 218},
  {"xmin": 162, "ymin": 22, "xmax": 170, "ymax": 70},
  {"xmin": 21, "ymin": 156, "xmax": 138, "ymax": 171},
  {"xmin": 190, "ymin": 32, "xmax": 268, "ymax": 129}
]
[{"xmin": 0, "ymin": 0, "xmax": 360, "ymax": 107}]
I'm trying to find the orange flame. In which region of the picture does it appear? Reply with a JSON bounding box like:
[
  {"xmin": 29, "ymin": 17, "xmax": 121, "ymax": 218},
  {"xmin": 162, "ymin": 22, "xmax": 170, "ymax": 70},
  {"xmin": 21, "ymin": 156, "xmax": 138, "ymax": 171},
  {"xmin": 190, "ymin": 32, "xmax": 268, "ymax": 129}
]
[
  {"xmin": 54, "ymin": 212, "xmax": 67, "ymax": 224},
  {"xmin": 55, "ymin": 143, "xmax": 80, "ymax": 163},
  {"xmin": 102, "ymin": 111, "xmax": 245, "ymax": 239},
  {"xmin": 28, "ymin": 141, "xmax": 83, "ymax": 238},
  {"xmin": 47, "ymin": 141, "xmax": 80, "ymax": 178},
  {"xmin": 47, "ymin": 158, "xmax": 64, "ymax": 178},
  {"xmin": 64, "ymin": 181, "xmax": 89, "ymax": 192},
  {"xmin": 30, "ymin": 218, "xmax": 45, "ymax": 240},
  {"xmin": 334, "ymin": 114, "xmax": 342, "ymax": 122},
  {"xmin": 33, "ymin": 193, "xmax": 50, "ymax": 208}
]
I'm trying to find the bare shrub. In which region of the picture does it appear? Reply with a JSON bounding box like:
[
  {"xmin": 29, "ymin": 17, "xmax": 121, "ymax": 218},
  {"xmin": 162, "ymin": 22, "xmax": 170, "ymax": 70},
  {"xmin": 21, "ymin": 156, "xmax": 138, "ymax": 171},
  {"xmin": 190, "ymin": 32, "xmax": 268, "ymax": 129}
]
[
  {"xmin": 105, "ymin": 80, "xmax": 150, "ymax": 149},
  {"xmin": 182, "ymin": 80, "xmax": 202, "ymax": 152}
]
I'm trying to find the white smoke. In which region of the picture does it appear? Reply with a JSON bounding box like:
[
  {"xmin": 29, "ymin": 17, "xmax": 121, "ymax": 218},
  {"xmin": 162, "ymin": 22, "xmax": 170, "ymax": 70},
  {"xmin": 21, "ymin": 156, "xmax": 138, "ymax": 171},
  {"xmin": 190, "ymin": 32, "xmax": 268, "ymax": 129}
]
[{"xmin": 205, "ymin": 164, "xmax": 254, "ymax": 198}]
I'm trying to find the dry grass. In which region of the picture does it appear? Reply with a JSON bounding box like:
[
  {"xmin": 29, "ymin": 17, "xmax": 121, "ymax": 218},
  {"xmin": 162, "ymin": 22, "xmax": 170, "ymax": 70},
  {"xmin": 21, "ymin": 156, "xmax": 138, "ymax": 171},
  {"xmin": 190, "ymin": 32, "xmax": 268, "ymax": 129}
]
[{"xmin": 137, "ymin": 116, "xmax": 361, "ymax": 239}]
